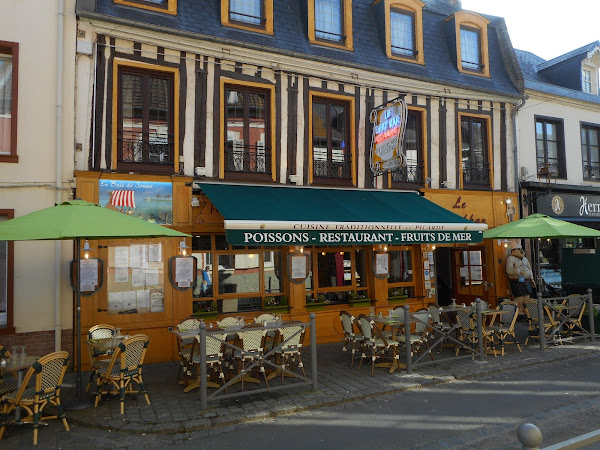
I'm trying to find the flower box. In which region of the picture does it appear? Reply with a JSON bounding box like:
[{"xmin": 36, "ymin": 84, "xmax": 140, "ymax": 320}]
[
  {"xmin": 264, "ymin": 305, "xmax": 290, "ymax": 313},
  {"xmin": 348, "ymin": 298, "xmax": 373, "ymax": 307},
  {"xmin": 306, "ymin": 303, "xmax": 326, "ymax": 311},
  {"xmin": 388, "ymin": 296, "xmax": 409, "ymax": 304},
  {"xmin": 192, "ymin": 311, "xmax": 219, "ymax": 320}
]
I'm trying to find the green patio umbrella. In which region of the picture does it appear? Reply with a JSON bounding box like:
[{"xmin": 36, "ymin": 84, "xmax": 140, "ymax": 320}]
[
  {"xmin": 0, "ymin": 200, "xmax": 190, "ymax": 407},
  {"xmin": 482, "ymin": 213, "xmax": 600, "ymax": 239}
]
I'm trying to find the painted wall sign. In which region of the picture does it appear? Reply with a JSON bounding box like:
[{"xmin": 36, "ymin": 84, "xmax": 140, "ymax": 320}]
[
  {"xmin": 537, "ymin": 193, "xmax": 600, "ymax": 218},
  {"xmin": 369, "ymin": 98, "xmax": 408, "ymax": 174},
  {"xmin": 99, "ymin": 179, "xmax": 173, "ymax": 225},
  {"xmin": 226, "ymin": 229, "xmax": 482, "ymax": 246}
]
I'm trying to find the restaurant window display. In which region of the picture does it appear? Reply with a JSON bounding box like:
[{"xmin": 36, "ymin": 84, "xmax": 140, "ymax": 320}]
[
  {"xmin": 387, "ymin": 247, "xmax": 416, "ymax": 299},
  {"xmin": 191, "ymin": 235, "xmax": 284, "ymax": 314},
  {"xmin": 304, "ymin": 247, "xmax": 369, "ymax": 305}
]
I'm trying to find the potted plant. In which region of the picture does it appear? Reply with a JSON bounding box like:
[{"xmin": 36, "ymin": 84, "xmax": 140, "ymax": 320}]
[
  {"xmin": 264, "ymin": 295, "xmax": 290, "ymax": 312},
  {"xmin": 306, "ymin": 294, "xmax": 326, "ymax": 311},
  {"xmin": 192, "ymin": 300, "xmax": 219, "ymax": 319},
  {"xmin": 388, "ymin": 288, "xmax": 409, "ymax": 304},
  {"xmin": 348, "ymin": 290, "xmax": 372, "ymax": 307}
]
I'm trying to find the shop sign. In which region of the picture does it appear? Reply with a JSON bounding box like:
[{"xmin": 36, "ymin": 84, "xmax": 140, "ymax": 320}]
[
  {"xmin": 99, "ymin": 179, "xmax": 173, "ymax": 225},
  {"xmin": 537, "ymin": 193, "xmax": 600, "ymax": 218},
  {"xmin": 226, "ymin": 229, "xmax": 482, "ymax": 246},
  {"xmin": 369, "ymin": 98, "xmax": 408, "ymax": 175}
]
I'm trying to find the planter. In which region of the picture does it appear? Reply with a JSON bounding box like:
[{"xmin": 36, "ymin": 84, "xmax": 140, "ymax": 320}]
[
  {"xmin": 348, "ymin": 299, "xmax": 373, "ymax": 307},
  {"xmin": 306, "ymin": 303, "xmax": 326, "ymax": 311},
  {"xmin": 264, "ymin": 305, "xmax": 290, "ymax": 313},
  {"xmin": 192, "ymin": 311, "xmax": 219, "ymax": 320},
  {"xmin": 388, "ymin": 296, "xmax": 409, "ymax": 304}
]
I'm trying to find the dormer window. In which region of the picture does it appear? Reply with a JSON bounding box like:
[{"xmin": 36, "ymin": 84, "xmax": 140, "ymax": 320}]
[
  {"xmin": 384, "ymin": 0, "xmax": 424, "ymax": 64},
  {"xmin": 391, "ymin": 9, "xmax": 414, "ymax": 57},
  {"xmin": 221, "ymin": 0, "xmax": 274, "ymax": 35},
  {"xmin": 583, "ymin": 69, "xmax": 592, "ymax": 93},
  {"xmin": 114, "ymin": 0, "xmax": 177, "ymax": 15},
  {"xmin": 446, "ymin": 11, "xmax": 490, "ymax": 78},
  {"xmin": 308, "ymin": 0, "xmax": 353, "ymax": 51}
]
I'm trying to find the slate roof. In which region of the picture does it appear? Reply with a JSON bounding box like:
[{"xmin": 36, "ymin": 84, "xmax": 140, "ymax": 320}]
[{"xmin": 79, "ymin": 0, "xmax": 522, "ymax": 98}]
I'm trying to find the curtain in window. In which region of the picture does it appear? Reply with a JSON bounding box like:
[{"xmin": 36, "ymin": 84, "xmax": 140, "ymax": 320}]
[
  {"xmin": 390, "ymin": 10, "xmax": 414, "ymax": 56},
  {"xmin": 0, "ymin": 55, "xmax": 12, "ymax": 154},
  {"xmin": 315, "ymin": 0, "xmax": 342, "ymax": 41},
  {"xmin": 460, "ymin": 28, "xmax": 480, "ymax": 70},
  {"xmin": 230, "ymin": 0, "xmax": 262, "ymax": 25}
]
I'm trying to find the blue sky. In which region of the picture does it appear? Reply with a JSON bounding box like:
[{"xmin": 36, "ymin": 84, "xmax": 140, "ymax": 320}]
[{"xmin": 461, "ymin": 0, "xmax": 600, "ymax": 60}]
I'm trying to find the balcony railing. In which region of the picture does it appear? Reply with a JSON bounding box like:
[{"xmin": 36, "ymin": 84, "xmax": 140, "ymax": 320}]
[
  {"xmin": 391, "ymin": 161, "xmax": 424, "ymax": 184},
  {"xmin": 118, "ymin": 136, "xmax": 173, "ymax": 165},
  {"xmin": 462, "ymin": 161, "xmax": 490, "ymax": 186},
  {"xmin": 313, "ymin": 157, "xmax": 352, "ymax": 179},
  {"xmin": 537, "ymin": 160, "xmax": 562, "ymax": 179},
  {"xmin": 583, "ymin": 163, "xmax": 600, "ymax": 181},
  {"xmin": 225, "ymin": 143, "xmax": 271, "ymax": 174}
]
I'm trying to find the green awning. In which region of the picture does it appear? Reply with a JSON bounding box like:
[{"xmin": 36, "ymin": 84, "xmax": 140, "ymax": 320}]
[{"xmin": 199, "ymin": 183, "xmax": 487, "ymax": 246}]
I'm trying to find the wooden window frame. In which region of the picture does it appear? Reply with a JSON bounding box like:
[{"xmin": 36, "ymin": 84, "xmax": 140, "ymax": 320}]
[
  {"xmin": 458, "ymin": 113, "xmax": 493, "ymax": 190},
  {"xmin": 0, "ymin": 209, "xmax": 14, "ymax": 334},
  {"xmin": 114, "ymin": 0, "xmax": 177, "ymax": 15},
  {"xmin": 389, "ymin": 107, "xmax": 427, "ymax": 187},
  {"xmin": 447, "ymin": 11, "xmax": 490, "ymax": 78},
  {"xmin": 534, "ymin": 116, "xmax": 566, "ymax": 179},
  {"xmin": 221, "ymin": 0, "xmax": 274, "ymax": 35},
  {"xmin": 385, "ymin": 0, "xmax": 424, "ymax": 64},
  {"xmin": 386, "ymin": 245, "xmax": 418, "ymax": 299},
  {"xmin": 308, "ymin": 0, "xmax": 354, "ymax": 51},
  {"xmin": 308, "ymin": 91, "xmax": 356, "ymax": 186},
  {"xmin": 581, "ymin": 123, "xmax": 600, "ymax": 181},
  {"xmin": 219, "ymin": 78, "xmax": 276, "ymax": 181},
  {"xmin": 0, "ymin": 41, "xmax": 18, "ymax": 163},
  {"xmin": 112, "ymin": 59, "xmax": 180, "ymax": 174}
]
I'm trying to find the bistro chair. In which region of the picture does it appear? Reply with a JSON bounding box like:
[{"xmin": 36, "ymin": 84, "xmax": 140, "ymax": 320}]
[
  {"xmin": 233, "ymin": 323, "xmax": 269, "ymax": 391},
  {"xmin": 487, "ymin": 301, "xmax": 522, "ymax": 356},
  {"xmin": 563, "ymin": 295, "xmax": 587, "ymax": 337},
  {"xmin": 396, "ymin": 310, "xmax": 434, "ymax": 361},
  {"xmin": 0, "ymin": 351, "xmax": 70, "ymax": 446},
  {"xmin": 428, "ymin": 304, "xmax": 453, "ymax": 351},
  {"xmin": 454, "ymin": 308, "xmax": 478, "ymax": 356},
  {"xmin": 524, "ymin": 300, "xmax": 559, "ymax": 345},
  {"xmin": 0, "ymin": 346, "xmax": 16, "ymax": 397},
  {"xmin": 86, "ymin": 324, "xmax": 116, "ymax": 392},
  {"xmin": 184, "ymin": 327, "xmax": 228, "ymax": 393},
  {"xmin": 175, "ymin": 318, "xmax": 201, "ymax": 384},
  {"xmin": 356, "ymin": 315, "xmax": 399, "ymax": 376},
  {"xmin": 339, "ymin": 311, "xmax": 364, "ymax": 368},
  {"xmin": 93, "ymin": 334, "xmax": 150, "ymax": 415},
  {"xmin": 218, "ymin": 316, "xmax": 244, "ymax": 328},
  {"xmin": 254, "ymin": 314, "xmax": 279, "ymax": 324},
  {"xmin": 273, "ymin": 320, "xmax": 307, "ymax": 384}
]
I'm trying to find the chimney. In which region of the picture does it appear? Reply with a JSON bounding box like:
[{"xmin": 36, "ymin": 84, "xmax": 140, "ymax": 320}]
[{"xmin": 440, "ymin": 0, "xmax": 462, "ymax": 8}]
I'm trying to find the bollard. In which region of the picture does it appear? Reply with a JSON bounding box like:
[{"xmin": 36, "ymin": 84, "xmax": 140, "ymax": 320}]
[
  {"xmin": 199, "ymin": 321, "xmax": 207, "ymax": 410},
  {"xmin": 475, "ymin": 298, "xmax": 484, "ymax": 361},
  {"xmin": 403, "ymin": 305, "xmax": 412, "ymax": 374},
  {"xmin": 310, "ymin": 313, "xmax": 318, "ymax": 391},
  {"xmin": 517, "ymin": 423, "xmax": 543, "ymax": 449},
  {"xmin": 587, "ymin": 288, "xmax": 595, "ymax": 342},
  {"xmin": 537, "ymin": 292, "xmax": 545, "ymax": 350}
]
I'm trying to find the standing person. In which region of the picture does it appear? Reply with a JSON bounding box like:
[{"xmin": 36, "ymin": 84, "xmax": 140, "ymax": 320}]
[{"xmin": 506, "ymin": 241, "xmax": 536, "ymax": 315}]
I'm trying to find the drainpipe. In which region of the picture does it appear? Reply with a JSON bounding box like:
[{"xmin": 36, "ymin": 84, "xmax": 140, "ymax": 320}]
[
  {"xmin": 511, "ymin": 95, "xmax": 527, "ymax": 217},
  {"xmin": 55, "ymin": 0, "xmax": 65, "ymax": 351}
]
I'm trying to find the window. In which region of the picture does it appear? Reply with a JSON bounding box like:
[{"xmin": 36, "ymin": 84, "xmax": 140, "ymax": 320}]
[
  {"xmin": 310, "ymin": 93, "xmax": 356, "ymax": 184},
  {"xmin": 308, "ymin": 0, "xmax": 353, "ymax": 51},
  {"xmin": 460, "ymin": 115, "xmax": 490, "ymax": 188},
  {"xmin": 0, "ymin": 41, "xmax": 18, "ymax": 163},
  {"xmin": 220, "ymin": 79, "xmax": 275, "ymax": 180},
  {"xmin": 385, "ymin": 0, "xmax": 424, "ymax": 64},
  {"xmin": 535, "ymin": 117, "xmax": 565, "ymax": 179},
  {"xmin": 581, "ymin": 124, "xmax": 600, "ymax": 181},
  {"xmin": 387, "ymin": 247, "xmax": 416, "ymax": 300},
  {"xmin": 391, "ymin": 109, "xmax": 425, "ymax": 185},
  {"xmin": 114, "ymin": 62, "xmax": 179, "ymax": 173},
  {"xmin": 221, "ymin": 0, "xmax": 273, "ymax": 34},
  {"xmin": 447, "ymin": 11, "xmax": 490, "ymax": 77},
  {"xmin": 192, "ymin": 235, "xmax": 284, "ymax": 314},
  {"xmin": 114, "ymin": 0, "xmax": 177, "ymax": 15},
  {"xmin": 0, "ymin": 210, "xmax": 14, "ymax": 331},
  {"xmin": 583, "ymin": 69, "xmax": 592, "ymax": 94}
]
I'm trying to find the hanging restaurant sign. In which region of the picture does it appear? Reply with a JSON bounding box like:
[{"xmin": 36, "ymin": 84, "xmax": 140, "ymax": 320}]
[{"xmin": 369, "ymin": 98, "xmax": 408, "ymax": 175}]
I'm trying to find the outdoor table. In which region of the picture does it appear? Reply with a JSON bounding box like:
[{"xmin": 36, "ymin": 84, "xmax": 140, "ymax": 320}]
[
  {"xmin": 3, "ymin": 355, "xmax": 41, "ymax": 422},
  {"xmin": 84, "ymin": 336, "xmax": 126, "ymax": 354}
]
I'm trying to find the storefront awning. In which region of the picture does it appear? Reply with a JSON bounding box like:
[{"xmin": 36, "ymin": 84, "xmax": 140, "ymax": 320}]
[{"xmin": 199, "ymin": 183, "xmax": 487, "ymax": 246}]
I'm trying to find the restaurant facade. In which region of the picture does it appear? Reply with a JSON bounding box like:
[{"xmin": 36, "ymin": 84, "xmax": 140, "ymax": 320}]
[{"xmin": 67, "ymin": 0, "xmax": 525, "ymax": 364}]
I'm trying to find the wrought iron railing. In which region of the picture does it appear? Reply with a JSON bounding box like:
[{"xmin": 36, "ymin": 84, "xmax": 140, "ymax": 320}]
[
  {"xmin": 462, "ymin": 161, "xmax": 490, "ymax": 186},
  {"xmin": 537, "ymin": 160, "xmax": 562, "ymax": 178},
  {"xmin": 224, "ymin": 143, "xmax": 271, "ymax": 174},
  {"xmin": 583, "ymin": 163, "xmax": 600, "ymax": 181},
  {"xmin": 391, "ymin": 162, "xmax": 424, "ymax": 184},
  {"xmin": 313, "ymin": 157, "xmax": 352, "ymax": 179},
  {"xmin": 118, "ymin": 136, "xmax": 173, "ymax": 165}
]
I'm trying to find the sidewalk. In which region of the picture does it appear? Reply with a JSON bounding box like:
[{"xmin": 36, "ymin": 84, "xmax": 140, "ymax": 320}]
[{"xmin": 2, "ymin": 323, "xmax": 600, "ymax": 444}]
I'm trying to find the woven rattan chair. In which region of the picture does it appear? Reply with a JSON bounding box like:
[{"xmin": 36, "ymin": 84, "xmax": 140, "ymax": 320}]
[
  {"xmin": 454, "ymin": 308, "xmax": 478, "ymax": 356},
  {"xmin": 487, "ymin": 301, "xmax": 522, "ymax": 355},
  {"xmin": 356, "ymin": 315, "xmax": 400, "ymax": 376},
  {"xmin": 0, "ymin": 351, "xmax": 70, "ymax": 446},
  {"xmin": 274, "ymin": 320, "xmax": 307, "ymax": 383},
  {"xmin": 218, "ymin": 316, "xmax": 244, "ymax": 328},
  {"xmin": 175, "ymin": 318, "xmax": 201, "ymax": 384},
  {"xmin": 93, "ymin": 334, "xmax": 150, "ymax": 415},
  {"xmin": 233, "ymin": 323, "xmax": 269, "ymax": 390},
  {"xmin": 184, "ymin": 327, "xmax": 228, "ymax": 393},
  {"xmin": 86, "ymin": 324, "xmax": 116, "ymax": 392},
  {"xmin": 563, "ymin": 295, "xmax": 587, "ymax": 337},
  {"xmin": 254, "ymin": 314, "xmax": 279, "ymax": 324},
  {"xmin": 339, "ymin": 311, "xmax": 363, "ymax": 367},
  {"xmin": 0, "ymin": 346, "xmax": 16, "ymax": 397},
  {"xmin": 396, "ymin": 310, "xmax": 434, "ymax": 360},
  {"xmin": 524, "ymin": 300, "xmax": 558, "ymax": 345}
]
